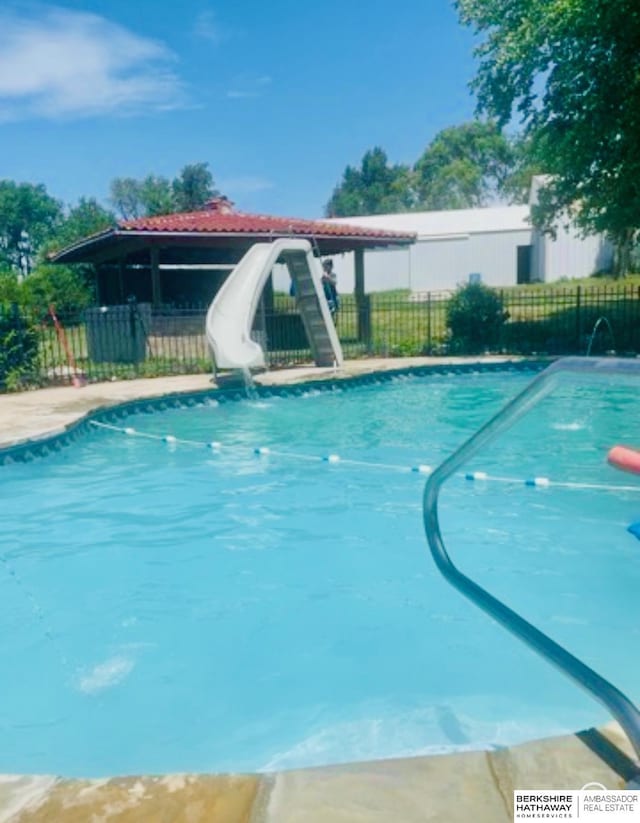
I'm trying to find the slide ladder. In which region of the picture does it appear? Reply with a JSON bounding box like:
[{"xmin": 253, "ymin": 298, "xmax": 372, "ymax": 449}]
[
  {"xmin": 280, "ymin": 247, "xmax": 340, "ymax": 368},
  {"xmin": 206, "ymin": 239, "xmax": 343, "ymax": 371}
]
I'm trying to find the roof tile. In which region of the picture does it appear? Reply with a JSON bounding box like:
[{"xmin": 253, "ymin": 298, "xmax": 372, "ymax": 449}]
[{"xmin": 119, "ymin": 208, "xmax": 415, "ymax": 241}]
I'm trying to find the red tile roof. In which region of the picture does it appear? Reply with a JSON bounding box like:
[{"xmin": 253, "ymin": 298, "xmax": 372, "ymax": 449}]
[
  {"xmin": 119, "ymin": 200, "xmax": 415, "ymax": 243},
  {"xmin": 50, "ymin": 199, "xmax": 415, "ymax": 264}
]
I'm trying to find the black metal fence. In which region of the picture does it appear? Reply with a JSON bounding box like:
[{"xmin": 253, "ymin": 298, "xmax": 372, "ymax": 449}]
[{"xmin": 2, "ymin": 284, "xmax": 640, "ymax": 390}]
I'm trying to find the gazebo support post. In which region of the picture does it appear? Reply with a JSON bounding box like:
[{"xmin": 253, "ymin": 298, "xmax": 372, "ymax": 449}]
[
  {"xmin": 118, "ymin": 258, "xmax": 125, "ymax": 303},
  {"xmin": 150, "ymin": 247, "xmax": 162, "ymax": 308},
  {"xmin": 354, "ymin": 248, "xmax": 371, "ymax": 349}
]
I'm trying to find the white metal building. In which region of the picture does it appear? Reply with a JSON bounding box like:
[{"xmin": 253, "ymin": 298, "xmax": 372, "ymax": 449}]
[{"xmin": 313, "ymin": 187, "xmax": 613, "ymax": 294}]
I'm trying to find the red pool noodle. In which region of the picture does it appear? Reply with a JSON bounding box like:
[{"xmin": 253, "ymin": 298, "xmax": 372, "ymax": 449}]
[{"xmin": 607, "ymin": 445, "xmax": 640, "ymax": 475}]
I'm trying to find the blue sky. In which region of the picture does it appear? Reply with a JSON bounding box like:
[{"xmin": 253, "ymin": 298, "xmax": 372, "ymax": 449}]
[{"xmin": 0, "ymin": 1, "xmax": 479, "ymax": 218}]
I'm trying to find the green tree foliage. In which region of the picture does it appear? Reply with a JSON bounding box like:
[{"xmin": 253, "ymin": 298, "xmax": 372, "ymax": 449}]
[
  {"xmin": 0, "ymin": 261, "xmax": 92, "ymax": 324},
  {"xmin": 414, "ymin": 121, "xmax": 516, "ymax": 209},
  {"xmin": 172, "ymin": 162, "xmax": 218, "ymax": 212},
  {"xmin": 109, "ymin": 177, "xmax": 144, "ymax": 221},
  {"xmin": 0, "ymin": 181, "xmax": 62, "ymax": 276},
  {"xmin": 110, "ymin": 162, "xmax": 219, "ymax": 219},
  {"xmin": 499, "ymin": 135, "xmax": 545, "ymax": 205},
  {"xmin": 325, "ymin": 148, "xmax": 415, "ymax": 217},
  {"xmin": 23, "ymin": 264, "xmax": 93, "ymax": 323},
  {"xmin": 457, "ymin": 0, "xmax": 640, "ymax": 270},
  {"xmin": 46, "ymin": 198, "xmax": 116, "ymax": 255},
  {"xmin": 0, "ymin": 302, "xmax": 39, "ymax": 390},
  {"xmin": 0, "ymin": 269, "xmax": 21, "ymax": 304},
  {"xmin": 139, "ymin": 175, "xmax": 175, "ymax": 217},
  {"xmin": 325, "ymin": 124, "xmax": 530, "ymax": 216},
  {"xmin": 446, "ymin": 282, "xmax": 509, "ymax": 352},
  {"xmin": 109, "ymin": 175, "xmax": 173, "ymax": 220}
]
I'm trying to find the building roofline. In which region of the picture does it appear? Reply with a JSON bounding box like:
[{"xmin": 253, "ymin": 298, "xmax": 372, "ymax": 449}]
[{"xmin": 50, "ymin": 225, "xmax": 415, "ymax": 264}]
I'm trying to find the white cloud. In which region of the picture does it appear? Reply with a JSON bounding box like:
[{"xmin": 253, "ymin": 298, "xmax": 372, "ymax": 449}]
[
  {"xmin": 0, "ymin": 6, "xmax": 185, "ymax": 120},
  {"xmin": 226, "ymin": 90, "xmax": 257, "ymax": 100},
  {"xmin": 193, "ymin": 10, "xmax": 222, "ymax": 44},
  {"xmin": 226, "ymin": 73, "xmax": 272, "ymax": 100}
]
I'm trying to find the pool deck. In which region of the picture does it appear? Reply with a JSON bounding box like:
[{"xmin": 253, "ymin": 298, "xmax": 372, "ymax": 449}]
[{"xmin": 1, "ymin": 356, "xmax": 638, "ymax": 822}]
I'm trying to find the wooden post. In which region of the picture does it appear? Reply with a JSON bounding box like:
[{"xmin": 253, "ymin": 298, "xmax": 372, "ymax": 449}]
[
  {"xmin": 118, "ymin": 258, "xmax": 125, "ymax": 303},
  {"xmin": 95, "ymin": 266, "xmax": 105, "ymax": 305},
  {"xmin": 150, "ymin": 247, "xmax": 162, "ymax": 308},
  {"xmin": 354, "ymin": 248, "xmax": 370, "ymax": 345}
]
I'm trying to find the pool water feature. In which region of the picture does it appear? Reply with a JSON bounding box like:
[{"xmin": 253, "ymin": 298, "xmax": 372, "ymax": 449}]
[{"xmin": 1, "ymin": 367, "xmax": 639, "ymax": 777}]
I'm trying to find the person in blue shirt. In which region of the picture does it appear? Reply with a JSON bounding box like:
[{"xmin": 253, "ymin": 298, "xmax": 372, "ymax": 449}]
[{"xmin": 321, "ymin": 259, "xmax": 339, "ymax": 319}]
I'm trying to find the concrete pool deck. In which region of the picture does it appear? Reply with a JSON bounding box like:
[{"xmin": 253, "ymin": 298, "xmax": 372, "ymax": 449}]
[
  {"xmin": 1, "ymin": 356, "xmax": 637, "ymax": 822},
  {"xmin": 1, "ymin": 724, "xmax": 637, "ymax": 822}
]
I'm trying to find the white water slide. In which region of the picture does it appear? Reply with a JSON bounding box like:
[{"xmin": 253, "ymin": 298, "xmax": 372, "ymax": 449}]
[{"xmin": 205, "ymin": 239, "xmax": 343, "ymax": 371}]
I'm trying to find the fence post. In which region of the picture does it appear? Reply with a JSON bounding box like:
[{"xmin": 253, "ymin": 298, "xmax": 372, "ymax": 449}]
[
  {"xmin": 426, "ymin": 292, "xmax": 432, "ymax": 354},
  {"xmin": 637, "ymin": 286, "xmax": 640, "ymax": 354},
  {"xmin": 128, "ymin": 295, "xmax": 140, "ymax": 375},
  {"xmin": 575, "ymin": 285, "xmax": 582, "ymax": 352},
  {"xmin": 360, "ymin": 294, "xmax": 372, "ymax": 353}
]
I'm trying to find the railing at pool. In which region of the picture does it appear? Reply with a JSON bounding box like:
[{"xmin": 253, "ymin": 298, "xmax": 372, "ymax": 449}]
[{"xmin": 422, "ymin": 356, "xmax": 640, "ymax": 776}]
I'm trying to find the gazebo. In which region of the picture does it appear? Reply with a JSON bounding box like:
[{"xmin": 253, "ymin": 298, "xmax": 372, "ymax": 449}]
[{"xmin": 51, "ymin": 197, "xmax": 416, "ymax": 310}]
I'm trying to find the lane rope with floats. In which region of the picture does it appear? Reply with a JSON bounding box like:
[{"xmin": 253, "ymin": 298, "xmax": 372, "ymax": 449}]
[{"xmin": 89, "ymin": 420, "xmax": 640, "ymax": 494}]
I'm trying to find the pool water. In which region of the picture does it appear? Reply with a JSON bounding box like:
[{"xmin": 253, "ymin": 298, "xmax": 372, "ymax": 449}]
[{"xmin": 1, "ymin": 368, "xmax": 640, "ymax": 777}]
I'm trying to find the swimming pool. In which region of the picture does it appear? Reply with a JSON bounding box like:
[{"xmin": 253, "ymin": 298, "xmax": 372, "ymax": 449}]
[{"xmin": 1, "ymin": 365, "xmax": 639, "ymax": 777}]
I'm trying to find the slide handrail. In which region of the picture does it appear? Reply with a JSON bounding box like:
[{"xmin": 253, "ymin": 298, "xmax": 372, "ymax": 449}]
[{"xmin": 422, "ymin": 356, "xmax": 640, "ymax": 761}]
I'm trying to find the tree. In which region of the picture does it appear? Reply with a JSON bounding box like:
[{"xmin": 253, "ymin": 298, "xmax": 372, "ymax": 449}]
[
  {"xmin": 110, "ymin": 163, "xmax": 219, "ymax": 220},
  {"xmin": 109, "ymin": 175, "xmax": 173, "ymax": 219},
  {"xmin": 173, "ymin": 162, "xmax": 218, "ymax": 212},
  {"xmin": 457, "ymin": 0, "xmax": 640, "ymax": 271},
  {"xmin": 109, "ymin": 177, "xmax": 143, "ymax": 221},
  {"xmin": 499, "ymin": 135, "xmax": 545, "ymax": 206},
  {"xmin": 46, "ymin": 198, "xmax": 116, "ymax": 255},
  {"xmin": 0, "ymin": 181, "xmax": 62, "ymax": 277},
  {"xmin": 22, "ymin": 264, "xmax": 93, "ymax": 322},
  {"xmin": 0, "ymin": 269, "xmax": 21, "ymax": 304},
  {"xmin": 139, "ymin": 175, "xmax": 174, "ymax": 217},
  {"xmin": 0, "ymin": 302, "xmax": 39, "ymax": 390},
  {"xmin": 413, "ymin": 121, "xmax": 516, "ymax": 210},
  {"xmin": 325, "ymin": 147, "xmax": 415, "ymax": 217}
]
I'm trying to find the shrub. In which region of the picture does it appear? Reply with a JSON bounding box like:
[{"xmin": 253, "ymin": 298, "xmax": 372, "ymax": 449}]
[
  {"xmin": 446, "ymin": 283, "xmax": 509, "ymax": 353},
  {"xmin": 0, "ymin": 270, "xmax": 21, "ymax": 304},
  {"xmin": 0, "ymin": 304, "xmax": 39, "ymax": 390},
  {"xmin": 22, "ymin": 264, "xmax": 93, "ymax": 324}
]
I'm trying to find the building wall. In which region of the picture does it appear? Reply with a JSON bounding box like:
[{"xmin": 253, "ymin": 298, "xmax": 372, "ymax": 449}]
[
  {"xmin": 273, "ymin": 228, "xmax": 533, "ymax": 295},
  {"xmin": 409, "ymin": 237, "xmax": 469, "ymax": 291},
  {"xmin": 270, "ymin": 217, "xmax": 613, "ymax": 296},
  {"xmin": 409, "ymin": 229, "xmax": 534, "ymax": 291},
  {"xmin": 539, "ymin": 226, "xmax": 614, "ymax": 281}
]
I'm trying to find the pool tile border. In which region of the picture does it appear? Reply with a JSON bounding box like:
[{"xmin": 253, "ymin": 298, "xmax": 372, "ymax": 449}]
[{"xmin": 0, "ymin": 360, "xmax": 547, "ymax": 466}]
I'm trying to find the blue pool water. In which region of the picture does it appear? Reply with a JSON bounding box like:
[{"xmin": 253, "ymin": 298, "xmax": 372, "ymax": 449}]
[{"xmin": 2, "ymin": 367, "xmax": 640, "ymax": 777}]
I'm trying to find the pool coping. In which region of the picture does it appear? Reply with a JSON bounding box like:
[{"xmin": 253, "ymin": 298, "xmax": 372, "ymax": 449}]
[
  {"xmin": 1, "ymin": 723, "xmax": 636, "ymax": 822},
  {"xmin": 2, "ymin": 355, "xmax": 637, "ymax": 821}
]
